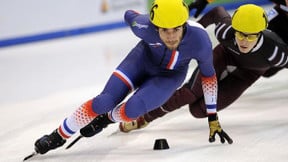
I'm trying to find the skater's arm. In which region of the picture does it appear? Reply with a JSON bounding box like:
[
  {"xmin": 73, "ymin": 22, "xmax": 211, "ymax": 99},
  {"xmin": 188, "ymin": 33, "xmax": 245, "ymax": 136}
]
[
  {"xmin": 188, "ymin": 0, "xmax": 215, "ymax": 18},
  {"xmin": 197, "ymin": 6, "xmax": 231, "ymax": 28}
]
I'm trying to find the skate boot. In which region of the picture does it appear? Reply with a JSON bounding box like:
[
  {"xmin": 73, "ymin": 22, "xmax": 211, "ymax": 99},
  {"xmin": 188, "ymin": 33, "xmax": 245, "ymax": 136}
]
[
  {"xmin": 119, "ymin": 116, "xmax": 149, "ymax": 133},
  {"xmin": 80, "ymin": 113, "xmax": 114, "ymax": 137},
  {"xmin": 34, "ymin": 129, "xmax": 66, "ymax": 154}
]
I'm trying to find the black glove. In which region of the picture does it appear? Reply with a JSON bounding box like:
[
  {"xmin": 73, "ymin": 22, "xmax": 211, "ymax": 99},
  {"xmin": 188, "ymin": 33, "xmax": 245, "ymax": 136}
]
[
  {"xmin": 80, "ymin": 113, "xmax": 114, "ymax": 137},
  {"xmin": 188, "ymin": 0, "xmax": 209, "ymax": 18},
  {"xmin": 262, "ymin": 67, "xmax": 282, "ymax": 78},
  {"xmin": 208, "ymin": 113, "xmax": 233, "ymax": 144},
  {"xmin": 269, "ymin": 0, "xmax": 286, "ymax": 5}
]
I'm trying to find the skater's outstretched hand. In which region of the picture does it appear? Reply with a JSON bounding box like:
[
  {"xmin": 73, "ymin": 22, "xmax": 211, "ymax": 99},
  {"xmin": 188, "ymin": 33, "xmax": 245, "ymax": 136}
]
[{"xmin": 208, "ymin": 113, "xmax": 233, "ymax": 144}]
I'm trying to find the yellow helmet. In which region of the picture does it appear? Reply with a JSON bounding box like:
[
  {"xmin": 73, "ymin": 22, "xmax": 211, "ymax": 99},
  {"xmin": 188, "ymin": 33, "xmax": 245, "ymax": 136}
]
[
  {"xmin": 150, "ymin": 0, "xmax": 189, "ymax": 28},
  {"xmin": 232, "ymin": 4, "xmax": 268, "ymax": 33}
]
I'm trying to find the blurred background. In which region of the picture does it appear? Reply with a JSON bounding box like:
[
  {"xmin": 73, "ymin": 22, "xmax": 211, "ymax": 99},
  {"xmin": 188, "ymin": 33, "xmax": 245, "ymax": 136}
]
[{"xmin": 0, "ymin": 0, "xmax": 270, "ymax": 48}]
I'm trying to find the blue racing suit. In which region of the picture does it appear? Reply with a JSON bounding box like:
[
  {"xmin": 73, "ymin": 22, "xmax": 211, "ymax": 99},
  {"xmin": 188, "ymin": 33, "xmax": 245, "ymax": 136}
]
[{"xmin": 91, "ymin": 10, "xmax": 216, "ymax": 118}]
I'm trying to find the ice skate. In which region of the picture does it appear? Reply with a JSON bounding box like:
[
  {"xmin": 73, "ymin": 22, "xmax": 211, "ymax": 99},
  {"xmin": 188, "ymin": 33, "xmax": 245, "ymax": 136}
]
[
  {"xmin": 34, "ymin": 129, "xmax": 66, "ymax": 154},
  {"xmin": 119, "ymin": 116, "xmax": 149, "ymax": 133},
  {"xmin": 80, "ymin": 113, "xmax": 114, "ymax": 137}
]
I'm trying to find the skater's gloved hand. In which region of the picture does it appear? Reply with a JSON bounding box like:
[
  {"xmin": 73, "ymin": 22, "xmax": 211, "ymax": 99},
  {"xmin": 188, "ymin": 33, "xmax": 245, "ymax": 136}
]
[
  {"xmin": 188, "ymin": 0, "xmax": 212, "ymax": 18},
  {"xmin": 208, "ymin": 113, "xmax": 233, "ymax": 144}
]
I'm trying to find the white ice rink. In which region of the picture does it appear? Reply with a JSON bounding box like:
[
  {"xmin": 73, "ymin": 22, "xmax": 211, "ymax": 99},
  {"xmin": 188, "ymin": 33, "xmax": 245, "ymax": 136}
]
[{"xmin": 1, "ymin": 15, "xmax": 288, "ymax": 162}]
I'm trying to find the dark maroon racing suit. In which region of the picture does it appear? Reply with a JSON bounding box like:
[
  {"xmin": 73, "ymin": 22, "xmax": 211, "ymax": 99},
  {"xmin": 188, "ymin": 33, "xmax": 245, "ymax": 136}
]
[
  {"xmin": 143, "ymin": 6, "xmax": 288, "ymax": 122},
  {"xmin": 267, "ymin": 3, "xmax": 288, "ymax": 44}
]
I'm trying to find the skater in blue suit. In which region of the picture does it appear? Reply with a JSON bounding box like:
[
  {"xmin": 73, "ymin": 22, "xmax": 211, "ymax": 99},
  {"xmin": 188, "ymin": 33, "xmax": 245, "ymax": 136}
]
[{"xmin": 32, "ymin": 0, "xmax": 231, "ymax": 155}]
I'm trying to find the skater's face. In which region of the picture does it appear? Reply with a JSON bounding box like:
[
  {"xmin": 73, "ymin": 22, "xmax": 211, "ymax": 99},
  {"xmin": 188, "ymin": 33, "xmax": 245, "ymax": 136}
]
[
  {"xmin": 235, "ymin": 31, "xmax": 259, "ymax": 53},
  {"xmin": 158, "ymin": 26, "xmax": 184, "ymax": 50}
]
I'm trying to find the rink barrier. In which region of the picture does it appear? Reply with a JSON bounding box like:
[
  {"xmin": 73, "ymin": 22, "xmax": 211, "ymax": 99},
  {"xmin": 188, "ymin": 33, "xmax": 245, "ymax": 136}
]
[{"xmin": 0, "ymin": 1, "xmax": 270, "ymax": 48}]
